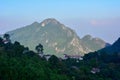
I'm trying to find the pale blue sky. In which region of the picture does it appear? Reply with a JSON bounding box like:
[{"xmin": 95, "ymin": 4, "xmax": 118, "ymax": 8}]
[{"xmin": 0, "ymin": 0, "xmax": 120, "ymax": 43}]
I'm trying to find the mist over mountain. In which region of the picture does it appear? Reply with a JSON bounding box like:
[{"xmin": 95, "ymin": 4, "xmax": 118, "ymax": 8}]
[{"xmin": 7, "ymin": 18, "xmax": 108, "ymax": 56}]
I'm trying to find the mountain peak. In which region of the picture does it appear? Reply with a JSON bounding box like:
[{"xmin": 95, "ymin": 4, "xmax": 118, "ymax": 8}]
[
  {"xmin": 7, "ymin": 18, "xmax": 108, "ymax": 56},
  {"xmin": 82, "ymin": 35, "xmax": 92, "ymax": 40},
  {"xmin": 40, "ymin": 18, "xmax": 60, "ymax": 27},
  {"xmin": 43, "ymin": 18, "xmax": 59, "ymax": 22},
  {"xmin": 31, "ymin": 21, "xmax": 39, "ymax": 26},
  {"xmin": 82, "ymin": 34, "xmax": 107, "ymax": 51},
  {"xmin": 32, "ymin": 21, "xmax": 39, "ymax": 24}
]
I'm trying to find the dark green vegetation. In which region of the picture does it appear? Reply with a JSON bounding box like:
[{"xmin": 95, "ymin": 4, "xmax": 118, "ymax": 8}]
[
  {"xmin": 99, "ymin": 38, "xmax": 120, "ymax": 54},
  {"xmin": 0, "ymin": 34, "xmax": 120, "ymax": 80},
  {"xmin": 0, "ymin": 35, "xmax": 69, "ymax": 80},
  {"xmin": 7, "ymin": 18, "xmax": 108, "ymax": 56}
]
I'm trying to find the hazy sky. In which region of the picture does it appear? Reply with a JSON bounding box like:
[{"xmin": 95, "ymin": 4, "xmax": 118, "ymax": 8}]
[{"xmin": 0, "ymin": 0, "xmax": 120, "ymax": 43}]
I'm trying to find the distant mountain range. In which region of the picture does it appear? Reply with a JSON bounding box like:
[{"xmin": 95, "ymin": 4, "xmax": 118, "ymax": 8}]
[{"xmin": 7, "ymin": 18, "xmax": 108, "ymax": 56}]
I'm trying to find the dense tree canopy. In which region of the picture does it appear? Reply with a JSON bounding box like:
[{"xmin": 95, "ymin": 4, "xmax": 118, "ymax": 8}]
[{"xmin": 0, "ymin": 34, "xmax": 120, "ymax": 80}]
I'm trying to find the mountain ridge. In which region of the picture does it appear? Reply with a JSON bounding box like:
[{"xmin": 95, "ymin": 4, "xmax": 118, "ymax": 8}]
[
  {"xmin": 81, "ymin": 34, "xmax": 110, "ymax": 51},
  {"xmin": 7, "ymin": 18, "xmax": 108, "ymax": 56},
  {"xmin": 99, "ymin": 37, "xmax": 120, "ymax": 54}
]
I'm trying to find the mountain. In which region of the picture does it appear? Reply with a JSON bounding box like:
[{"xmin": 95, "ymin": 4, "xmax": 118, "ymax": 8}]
[
  {"xmin": 100, "ymin": 38, "xmax": 120, "ymax": 54},
  {"xmin": 7, "ymin": 18, "xmax": 89, "ymax": 56},
  {"xmin": 81, "ymin": 35, "xmax": 110, "ymax": 51},
  {"xmin": 7, "ymin": 18, "xmax": 107, "ymax": 56}
]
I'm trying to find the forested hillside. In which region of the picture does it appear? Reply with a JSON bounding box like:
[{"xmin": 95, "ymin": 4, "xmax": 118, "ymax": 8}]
[{"xmin": 0, "ymin": 34, "xmax": 120, "ymax": 80}]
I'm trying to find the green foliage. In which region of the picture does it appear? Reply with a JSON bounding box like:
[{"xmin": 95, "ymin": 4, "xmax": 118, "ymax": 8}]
[
  {"xmin": 35, "ymin": 43, "xmax": 44, "ymax": 54},
  {"xmin": 0, "ymin": 37, "xmax": 70, "ymax": 80},
  {"xmin": 3, "ymin": 34, "xmax": 10, "ymax": 40},
  {"xmin": 0, "ymin": 37, "xmax": 4, "ymax": 47},
  {"xmin": 0, "ymin": 35, "xmax": 120, "ymax": 80}
]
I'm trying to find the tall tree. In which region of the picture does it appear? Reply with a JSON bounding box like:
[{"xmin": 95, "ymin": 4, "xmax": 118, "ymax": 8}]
[
  {"xmin": 4, "ymin": 34, "xmax": 10, "ymax": 40},
  {"xmin": 3, "ymin": 34, "xmax": 11, "ymax": 44},
  {"xmin": 35, "ymin": 43, "xmax": 44, "ymax": 54}
]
